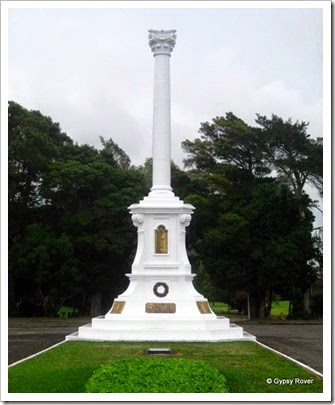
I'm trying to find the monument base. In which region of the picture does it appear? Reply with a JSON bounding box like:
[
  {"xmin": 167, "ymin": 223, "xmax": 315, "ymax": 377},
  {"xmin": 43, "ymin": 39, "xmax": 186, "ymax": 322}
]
[
  {"xmin": 66, "ymin": 268, "xmax": 255, "ymax": 342},
  {"xmin": 66, "ymin": 316, "xmax": 255, "ymax": 342}
]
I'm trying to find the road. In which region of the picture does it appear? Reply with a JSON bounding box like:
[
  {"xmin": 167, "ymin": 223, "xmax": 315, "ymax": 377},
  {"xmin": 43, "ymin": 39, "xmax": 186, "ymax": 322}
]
[
  {"xmin": 236, "ymin": 321, "xmax": 322, "ymax": 373},
  {"xmin": 8, "ymin": 318, "xmax": 90, "ymax": 365},
  {"xmin": 8, "ymin": 318, "xmax": 323, "ymax": 373}
]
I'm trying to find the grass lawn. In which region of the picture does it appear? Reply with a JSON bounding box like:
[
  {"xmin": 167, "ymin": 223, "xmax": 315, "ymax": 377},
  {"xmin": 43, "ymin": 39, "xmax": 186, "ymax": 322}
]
[
  {"xmin": 209, "ymin": 302, "xmax": 232, "ymax": 314},
  {"xmin": 210, "ymin": 300, "xmax": 290, "ymax": 318},
  {"xmin": 271, "ymin": 300, "xmax": 290, "ymax": 317},
  {"xmin": 8, "ymin": 341, "xmax": 322, "ymax": 393}
]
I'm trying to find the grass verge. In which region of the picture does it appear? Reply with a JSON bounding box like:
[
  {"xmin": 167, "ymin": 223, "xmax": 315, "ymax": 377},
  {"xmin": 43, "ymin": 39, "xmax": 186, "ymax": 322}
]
[{"xmin": 8, "ymin": 341, "xmax": 322, "ymax": 393}]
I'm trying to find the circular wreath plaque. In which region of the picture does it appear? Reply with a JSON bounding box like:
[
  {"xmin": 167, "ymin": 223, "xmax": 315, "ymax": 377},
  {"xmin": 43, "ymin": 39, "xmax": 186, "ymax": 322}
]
[{"xmin": 153, "ymin": 282, "xmax": 169, "ymax": 298}]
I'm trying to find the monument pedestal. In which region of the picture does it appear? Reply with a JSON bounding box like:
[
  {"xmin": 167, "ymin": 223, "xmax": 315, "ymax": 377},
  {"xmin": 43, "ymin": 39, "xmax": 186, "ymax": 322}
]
[{"xmin": 67, "ymin": 193, "xmax": 255, "ymax": 342}]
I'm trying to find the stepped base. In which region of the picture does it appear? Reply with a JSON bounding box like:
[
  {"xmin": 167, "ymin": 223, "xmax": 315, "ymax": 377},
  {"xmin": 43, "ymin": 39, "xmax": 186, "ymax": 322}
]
[{"xmin": 66, "ymin": 316, "xmax": 256, "ymax": 342}]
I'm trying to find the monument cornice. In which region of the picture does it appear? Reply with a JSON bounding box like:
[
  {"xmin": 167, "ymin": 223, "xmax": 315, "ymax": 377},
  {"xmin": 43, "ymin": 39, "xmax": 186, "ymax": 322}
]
[{"xmin": 148, "ymin": 29, "xmax": 176, "ymax": 56}]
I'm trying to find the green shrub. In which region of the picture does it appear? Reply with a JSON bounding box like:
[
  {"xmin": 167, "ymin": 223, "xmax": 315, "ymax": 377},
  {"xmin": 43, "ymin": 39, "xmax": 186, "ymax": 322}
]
[
  {"xmin": 85, "ymin": 357, "xmax": 228, "ymax": 393},
  {"xmin": 57, "ymin": 306, "xmax": 79, "ymax": 319}
]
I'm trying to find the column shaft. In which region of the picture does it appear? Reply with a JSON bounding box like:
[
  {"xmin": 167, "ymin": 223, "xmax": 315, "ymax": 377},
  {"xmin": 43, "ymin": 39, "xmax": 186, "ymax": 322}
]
[
  {"xmin": 148, "ymin": 29, "xmax": 176, "ymax": 196},
  {"xmin": 152, "ymin": 53, "xmax": 172, "ymax": 191}
]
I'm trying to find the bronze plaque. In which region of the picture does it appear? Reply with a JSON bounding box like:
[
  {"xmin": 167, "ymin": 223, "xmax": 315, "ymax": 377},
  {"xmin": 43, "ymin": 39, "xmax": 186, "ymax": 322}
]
[
  {"xmin": 110, "ymin": 301, "xmax": 126, "ymax": 314},
  {"xmin": 155, "ymin": 225, "xmax": 168, "ymax": 254},
  {"xmin": 196, "ymin": 301, "xmax": 212, "ymax": 314},
  {"xmin": 145, "ymin": 303, "xmax": 176, "ymax": 313}
]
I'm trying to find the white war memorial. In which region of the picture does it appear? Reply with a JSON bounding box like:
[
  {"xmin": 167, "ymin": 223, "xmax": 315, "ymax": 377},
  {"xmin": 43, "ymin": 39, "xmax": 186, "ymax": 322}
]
[{"xmin": 68, "ymin": 30, "xmax": 255, "ymax": 342}]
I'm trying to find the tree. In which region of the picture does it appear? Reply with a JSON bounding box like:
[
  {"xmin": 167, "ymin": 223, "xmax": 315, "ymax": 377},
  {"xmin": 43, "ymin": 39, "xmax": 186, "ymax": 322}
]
[
  {"xmin": 199, "ymin": 181, "xmax": 317, "ymax": 319},
  {"xmin": 182, "ymin": 112, "xmax": 272, "ymax": 212},
  {"xmin": 183, "ymin": 112, "xmax": 270, "ymax": 177},
  {"xmin": 182, "ymin": 112, "xmax": 322, "ymax": 319},
  {"xmin": 8, "ymin": 101, "xmax": 75, "ymax": 314},
  {"xmin": 255, "ymin": 114, "xmax": 323, "ymax": 199},
  {"xmin": 10, "ymin": 223, "xmax": 82, "ymax": 315},
  {"xmin": 99, "ymin": 136, "xmax": 131, "ymax": 169},
  {"xmin": 256, "ymin": 114, "xmax": 323, "ymax": 314},
  {"xmin": 8, "ymin": 102, "xmax": 148, "ymax": 316},
  {"xmin": 8, "ymin": 101, "xmax": 72, "ymax": 206},
  {"xmin": 39, "ymin": 139, "xmax": 148, "ymax": 315}
]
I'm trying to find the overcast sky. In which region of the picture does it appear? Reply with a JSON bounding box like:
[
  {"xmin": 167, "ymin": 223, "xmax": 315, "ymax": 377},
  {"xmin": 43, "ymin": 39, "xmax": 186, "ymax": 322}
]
[{"xmin": 7, "ymin": 2, "xmax": 325, "ymax": 223}]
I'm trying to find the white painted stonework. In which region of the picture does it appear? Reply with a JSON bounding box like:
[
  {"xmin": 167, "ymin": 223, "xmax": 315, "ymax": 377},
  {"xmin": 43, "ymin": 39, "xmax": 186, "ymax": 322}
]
[{"xmin": 67, "ymin": 30, "xmax": 255, "ymax": 342}]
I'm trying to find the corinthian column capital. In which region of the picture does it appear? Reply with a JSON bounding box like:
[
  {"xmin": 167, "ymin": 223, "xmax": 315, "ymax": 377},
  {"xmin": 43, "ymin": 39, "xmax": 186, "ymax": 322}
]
[{"xmin": 148, "ymin": 29, "xmax": 176, "ymax": 56}]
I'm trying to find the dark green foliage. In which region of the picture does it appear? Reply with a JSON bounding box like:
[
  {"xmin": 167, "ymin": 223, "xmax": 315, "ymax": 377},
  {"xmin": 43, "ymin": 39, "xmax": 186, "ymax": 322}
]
[
  {"xmin": 287, "ymin": 288, "xmax": 307, "ymax": 320},
  {"xmin": 187, "ymin": 178, "xmax": 318, "ymax": 319},
  {"xmin": 255, "ymin": 114, "xmax": 323, "ymax": 197},
  {"xmin": 10, "ymin": 223, "xmax": 82, "ymax": 316},
  {"xmin": 8, "ymin": 101, "xmax": 148, "ymax": 316},
  {"xmin": 183, "ymin": 112, "xmax": 270, "ymax": 181},
  {"xmin": 8, "ymin": 101, "xmax": 73, "ymax": 211},
  {"xmin": 182, "ymin": 113, "xmax": 322, "ymax": 319},
  {"xmin": 99, "ymin": 136, "xmax": 131, "ymax": 169},
  {"xmin": 85, "ymin": 358, "xmax": 228, "ymax": 393}
]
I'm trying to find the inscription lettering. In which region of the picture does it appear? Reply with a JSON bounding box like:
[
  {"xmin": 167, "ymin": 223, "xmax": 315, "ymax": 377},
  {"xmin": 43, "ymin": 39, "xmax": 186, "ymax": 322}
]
[{"xmin": 145, "ymin": 303, "xmax": 176, "ymax": 313}]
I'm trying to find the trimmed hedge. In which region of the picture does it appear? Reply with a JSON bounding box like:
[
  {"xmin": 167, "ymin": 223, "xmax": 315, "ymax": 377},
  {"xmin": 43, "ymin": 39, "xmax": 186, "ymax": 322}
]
[{"xmin": 85, "ymin": 357, "xmax": 228, "ymax": 393}]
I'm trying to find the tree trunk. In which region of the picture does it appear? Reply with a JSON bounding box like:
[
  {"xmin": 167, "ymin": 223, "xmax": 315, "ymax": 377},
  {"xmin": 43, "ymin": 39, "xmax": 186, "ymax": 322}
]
[
  {"xmin": 90, "ymin": 291, "xmax": 102, "ymax": 317},
  {"xmin": 265, "ymin": 288, "xmax": 273, "ymax": 318},
  {"xmin": 303, "ymin": 288, "xmax": 311, "ymax": 314},
  {"xmin": 288, "ymin": 286, "xmax": 293, "ymax": 317},
  {"xmin": 249, "ymin": 295, "xmax": 258, "ymax": 319},
  {"xmin": 249, "ymin": 291, "xmax": 266, "ymax": 319},
  {"xmin": 258, "ymin": 295, "xmax": 265, "ymax": 320}
]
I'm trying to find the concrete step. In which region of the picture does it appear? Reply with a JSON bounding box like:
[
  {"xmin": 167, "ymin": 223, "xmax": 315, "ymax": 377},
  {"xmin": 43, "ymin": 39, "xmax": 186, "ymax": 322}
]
[{"xmin": 67, "ymin": 322, "xmax": 256, "ymax": 342}]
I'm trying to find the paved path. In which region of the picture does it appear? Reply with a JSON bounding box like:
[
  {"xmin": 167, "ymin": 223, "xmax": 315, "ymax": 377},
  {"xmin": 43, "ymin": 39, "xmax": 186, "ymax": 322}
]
[{"xmin": 8, "ymin": 318, "xmax": 322, "ymax": 373}]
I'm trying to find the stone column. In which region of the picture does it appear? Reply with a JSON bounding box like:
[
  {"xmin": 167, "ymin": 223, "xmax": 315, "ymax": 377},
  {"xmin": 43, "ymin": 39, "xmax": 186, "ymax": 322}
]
[{"xmin": 148, "ymin": 29, "xmax": 176, "ymax": 196}]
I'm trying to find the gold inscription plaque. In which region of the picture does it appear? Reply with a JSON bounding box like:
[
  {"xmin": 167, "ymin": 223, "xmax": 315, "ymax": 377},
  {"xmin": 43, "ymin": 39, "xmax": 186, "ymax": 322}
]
[
  {"xmin": 145, "ymin": 303, "xmax": 176, "ymax": 313},
  {"xmin": 196, "ymin": 301, "xmax": 212, "ymax": 314},
  {"xmin": 155, "ymin": 225, "xmax": 168, "ymax": 254},
  {"xmin": 110, "ymin": 301, "xmax": 126, "ymax": 314}
]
